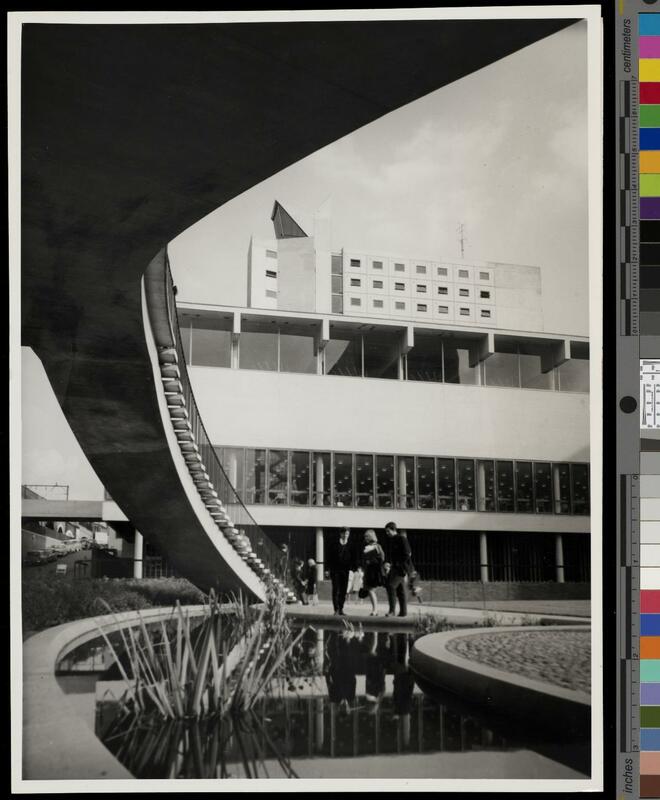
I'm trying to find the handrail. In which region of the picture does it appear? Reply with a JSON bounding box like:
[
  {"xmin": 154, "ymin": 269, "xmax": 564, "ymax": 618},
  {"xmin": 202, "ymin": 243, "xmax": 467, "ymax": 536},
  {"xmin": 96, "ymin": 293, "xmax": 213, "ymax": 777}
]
[{"xmin": 160, "ymin": 250, "xmax": 288, "ymax": 589}]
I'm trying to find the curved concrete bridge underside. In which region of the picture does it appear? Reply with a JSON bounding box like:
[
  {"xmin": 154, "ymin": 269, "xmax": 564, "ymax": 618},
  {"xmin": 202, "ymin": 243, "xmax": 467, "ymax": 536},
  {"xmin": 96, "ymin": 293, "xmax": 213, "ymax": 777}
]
[{"xmin": 21, "ymin": 19, "xmax": 575, "ymax": 595}]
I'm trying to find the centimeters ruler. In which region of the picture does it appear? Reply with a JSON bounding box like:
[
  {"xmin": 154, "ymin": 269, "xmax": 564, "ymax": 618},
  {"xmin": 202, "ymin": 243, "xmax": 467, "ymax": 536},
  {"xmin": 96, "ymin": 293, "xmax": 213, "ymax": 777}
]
[
  {"xmin": 621, "ymin": 78, "xmax": 641, "ymax": 338},
  {"xmin": 619, "ymin": 473, "xmax": 642, "ymax": 797}
]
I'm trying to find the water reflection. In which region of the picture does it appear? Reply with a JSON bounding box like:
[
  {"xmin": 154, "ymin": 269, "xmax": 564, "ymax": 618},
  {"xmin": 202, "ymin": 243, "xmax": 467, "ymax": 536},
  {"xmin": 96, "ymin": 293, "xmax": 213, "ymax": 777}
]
[{"xmin": 57, "ymin": 624, "xmax": 590, "ymax": 779}]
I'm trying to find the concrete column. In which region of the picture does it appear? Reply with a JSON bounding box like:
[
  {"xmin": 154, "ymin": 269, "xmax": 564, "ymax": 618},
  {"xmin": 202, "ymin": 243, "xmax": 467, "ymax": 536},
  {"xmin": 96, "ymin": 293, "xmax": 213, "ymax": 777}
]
[
  {"xmin": 133, "ymin": 529, "xmax": 143, "ymax": 579},
  {"xmin": 314, "ymin": 696, "xmax": 325, "ymax": 753},
  {"xmin": 315, "ymin": 454, "xmax": 325, "ymax": 506},
  {"xmin": 553, "ymin": 464, "xmax": 563, "ymax": 514},
  {"xmin": 477, "ymin": 461, "xmax": 486, "ymax": 512},
  {"xmin": 555, "ymin": 533, "xmax": 565, "ymax": 583},
  {"xmin": 315, "ymin": 528, "xmax": 324, "ymax": 582},
  {"xmin": 479, "ymin": 531, "xmax": 489, "ymax": 583},
  {"xmin": 398, "ymin": 459, "xmax": 407, "ymax": 508}
]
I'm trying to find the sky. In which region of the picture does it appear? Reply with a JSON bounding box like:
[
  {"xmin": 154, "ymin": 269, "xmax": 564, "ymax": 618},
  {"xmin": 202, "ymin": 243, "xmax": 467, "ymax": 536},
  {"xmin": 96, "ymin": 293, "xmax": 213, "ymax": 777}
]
[{"xmin": 21, "ymin": 21, "xmax": 591, "ymax": 499}]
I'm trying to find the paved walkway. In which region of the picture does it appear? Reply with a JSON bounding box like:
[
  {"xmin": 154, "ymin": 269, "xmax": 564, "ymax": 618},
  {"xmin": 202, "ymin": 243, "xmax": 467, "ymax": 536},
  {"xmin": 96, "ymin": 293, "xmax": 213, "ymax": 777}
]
[{"xmin": 285, "ymin": 599, "xmax": 590, "ymax": 627}]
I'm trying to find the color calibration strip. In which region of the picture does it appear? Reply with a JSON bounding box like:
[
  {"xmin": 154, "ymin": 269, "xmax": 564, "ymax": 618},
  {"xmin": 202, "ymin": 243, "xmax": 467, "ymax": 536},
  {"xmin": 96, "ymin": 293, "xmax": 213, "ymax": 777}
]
[{"xmin": 640, "ymin": 15, "xmax": 660, "ymax": 335}]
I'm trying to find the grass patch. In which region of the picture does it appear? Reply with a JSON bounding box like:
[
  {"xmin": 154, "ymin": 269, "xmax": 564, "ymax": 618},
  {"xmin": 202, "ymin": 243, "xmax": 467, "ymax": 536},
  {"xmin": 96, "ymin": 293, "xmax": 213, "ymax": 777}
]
[{"xmin": 22, "ymin": 571, "xmax": 205, "ymax": 632}]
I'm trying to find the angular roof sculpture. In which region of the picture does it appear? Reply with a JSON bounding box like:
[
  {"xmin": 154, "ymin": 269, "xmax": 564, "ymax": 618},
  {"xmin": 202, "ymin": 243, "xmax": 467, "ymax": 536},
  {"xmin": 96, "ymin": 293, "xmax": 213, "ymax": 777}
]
[{"xmin": 271, "ymin": 201, "xmax": 308, "ymax": 239}]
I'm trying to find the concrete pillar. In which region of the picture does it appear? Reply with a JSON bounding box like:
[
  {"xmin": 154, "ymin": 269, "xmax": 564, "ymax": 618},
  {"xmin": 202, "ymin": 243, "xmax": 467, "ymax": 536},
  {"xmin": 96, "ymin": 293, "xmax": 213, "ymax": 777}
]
[
  {"xmin": 477, "ymin": 461, "xmax": 486, "ymax": 512},
  {"xmin": 228, "ymin": 450, "xmax": 238, "ymax": 487},
  {"xmin": 315, "ymin": 454, "xmax": 325, "ymax": 506},
  {"xmin": 555, "ymin": 533, "xmax": 565, "ymax": 583},
  {"xmin": 553, "ymin": 464, "xmax": 563, "ymax": 514},
  {"xmin": 479, "ymin": 532, "xmax": 489, "ymax": 583},
  {"xmin": 398, "ymin": 459, "xmax": 407, "ymax": 509},
  {"xmin": 314, "ymin": 696, "xmax": 325, "ymax": 753},
  {"xmin": 315, "ymin": 627, "xmax": 324, "ymax": 670},
  {"xmin": 315, "ymin": 528, "xmax": 324, "ymax": 582},
  {"xmin": 133, "ymin": 529, "xmax": 143, "ymax": 579}
]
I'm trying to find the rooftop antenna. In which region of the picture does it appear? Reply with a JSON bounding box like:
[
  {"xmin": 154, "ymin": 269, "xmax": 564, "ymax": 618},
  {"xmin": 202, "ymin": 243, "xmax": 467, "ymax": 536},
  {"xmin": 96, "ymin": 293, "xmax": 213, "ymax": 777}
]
[{"xmin": 457, "ymin": 223, "xmax": 467, "ymax": 260}]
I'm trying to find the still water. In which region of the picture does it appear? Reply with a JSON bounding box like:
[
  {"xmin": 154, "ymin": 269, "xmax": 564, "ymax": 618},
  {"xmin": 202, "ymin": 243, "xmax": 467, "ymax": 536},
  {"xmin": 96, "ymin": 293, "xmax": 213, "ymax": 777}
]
[{"xmin": 57, "ymin": 622, "xmax": 590, "ymax": 780}]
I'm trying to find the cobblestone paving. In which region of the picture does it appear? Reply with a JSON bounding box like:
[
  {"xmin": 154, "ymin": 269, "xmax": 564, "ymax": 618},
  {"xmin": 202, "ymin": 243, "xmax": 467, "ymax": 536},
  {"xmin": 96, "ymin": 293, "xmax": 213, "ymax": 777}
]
[{"xmin": 446, "ymin": 629, "xmax": 591, "ymax": 694}]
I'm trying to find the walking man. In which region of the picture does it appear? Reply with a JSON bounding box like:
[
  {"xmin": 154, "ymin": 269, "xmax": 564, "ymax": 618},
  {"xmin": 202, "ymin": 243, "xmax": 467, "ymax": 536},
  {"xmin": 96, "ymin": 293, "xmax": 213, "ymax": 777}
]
[
  {"xmin": 327, "ymin": 527, "xmax": 355, "ymax": 616},
  {"xmin": 384, "ymin": 521, "xmax": 413, "ymax": 617}
]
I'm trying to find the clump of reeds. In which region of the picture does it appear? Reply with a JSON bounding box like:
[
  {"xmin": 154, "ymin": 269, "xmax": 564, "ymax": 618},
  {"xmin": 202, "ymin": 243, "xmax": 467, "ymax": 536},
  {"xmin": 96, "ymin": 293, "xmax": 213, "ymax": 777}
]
[{"xmin": 95, "ymin": 582, "xmax": 306, "ymax": 721}]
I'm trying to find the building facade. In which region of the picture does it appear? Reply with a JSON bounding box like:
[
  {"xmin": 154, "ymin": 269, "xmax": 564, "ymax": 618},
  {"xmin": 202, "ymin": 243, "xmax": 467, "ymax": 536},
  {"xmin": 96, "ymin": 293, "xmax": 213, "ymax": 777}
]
[{"xmin": 180, "ymin": 202, "xmax": 591, "ymax": 586}]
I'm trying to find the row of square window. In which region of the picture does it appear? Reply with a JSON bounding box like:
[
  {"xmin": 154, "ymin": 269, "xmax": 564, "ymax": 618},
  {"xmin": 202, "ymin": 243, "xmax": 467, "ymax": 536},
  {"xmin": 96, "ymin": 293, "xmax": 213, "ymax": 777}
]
[
  {"xmin": 341, "ymin": 277, "xmax": 492, "ymax": 300},
  {"xmin": 340, "ymin": 256, "xmax": 493, "ymax": 283},
  {"xmin": 345, "ymin": 294, "xmax": 493, "ymax": 319}
]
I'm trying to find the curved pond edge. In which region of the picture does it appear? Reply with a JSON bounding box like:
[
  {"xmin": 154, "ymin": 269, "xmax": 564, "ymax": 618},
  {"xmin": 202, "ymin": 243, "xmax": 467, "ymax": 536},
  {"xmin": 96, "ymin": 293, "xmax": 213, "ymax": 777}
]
[
  {"xmin": 22, "ymin": 605, "xmax": 211, "ymax": 780},
  {"xmin": 410, "ymin": 625, "xmax": 591, "ymax": 736}
]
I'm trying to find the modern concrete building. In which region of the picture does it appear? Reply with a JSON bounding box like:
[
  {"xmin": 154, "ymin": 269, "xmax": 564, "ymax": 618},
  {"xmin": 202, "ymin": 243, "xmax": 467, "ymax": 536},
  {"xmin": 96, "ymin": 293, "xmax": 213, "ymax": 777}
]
[{"xmin": 179, "ymin": 203, "xmax": 591, "ymax": 588}]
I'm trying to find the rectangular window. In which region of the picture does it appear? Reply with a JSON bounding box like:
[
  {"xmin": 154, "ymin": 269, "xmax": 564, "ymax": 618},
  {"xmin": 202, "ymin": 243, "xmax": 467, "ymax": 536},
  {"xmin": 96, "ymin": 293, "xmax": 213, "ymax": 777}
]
[
  {"xmin": 189, "ymin": 318, "xmax": 232, "ymax": 368},
  {"xmin": 417, "ymin": 456, "xmax": 436, "ymax": 509},
  {"xmin": 519, "ymin": 341, "xmax": 554, "ymax": 390},
  {"xmin": 458, "ymin": 269, "xmax": 469, "ymax": 278},
  {"xmin": 571, "ymin": 464, "xmax": 590, "ymax": 515},
  {"xmin": 331, "ymin": 254, "xmax": 343, "ymax": 275},
  {"xmin": 397, "ymin": 455, "xmax": 415, "ymax": 508},
  {"xmin": 245, "ymin": 449, "xmax": 266, "ymax": 504},
  {"xmin": 395, "ymin": 301, "xmax": 406, "ymax": 310},
  {"xmin": 459, "ymin": 288, "xmax": 470, "ymax": 297},
  {"xmin": 265, "ymin": 249, "xmax": 277, "ymax": 259},
  {"xmin": 239, "ymin": 327, "xmax": 278, "ymax": 372},
  {"xmin": 459, "ymin": 307, "xmax": 470, "ymax": 316},
  {"xmin": 312, "ymin": 452, "xmax": 331, "ymax": 506},
  {"xmin": 553, "ymin": 463, "xmax": 571, "ymax": 514},
  {"xmin": 266, "ymin": 290, "xmax": 279, "ymax": 300},
  {"xmin": 333, "ymin": 452, "xmax": 353, "ymax": 507},
  {"xmin": 350, "ymin": 297, "xmax": 361, "ymax": 307},
  {"xmin": 438, "ymin": 286, "xmax": 448, "ymax": 295},
  {"xmin": 477, "ymin": 460, "xmax": 496, "ymax": 512},
  {"xmin": 443, "ymin": 338, "xmax": 480, "ymax": 385},
  {"xmin": 373, "ymin": 299, "xmax": 384, "ymax": 308},
  {"xmin": 436, "ymin": 458, "xmax": 456, "ymax": 510},
  {"xmin": 325, "ymin": 327, "xmax": 362, "ymax": 376},
  {"xmin": 480, "ymin": 309, "xmax": 491, "ymax": 318},
  {"xmin": 220, "ymin": 447, "xmax": 245, "ymax": 501},
  {"xmin": 558, "ymin": 342, "xmax": 590, "ymax": 393},
  {"xmin": 485, "ymin": 341, "xmax": 519, "ymax": 387},
  {"xmin": 480, "ymin": 290, "xmax": 490, "ymax": 299},
  {"xmin": 355, "ymin": 453, "xmax": 374, "ymax": 507},
  {"xmin": 331, "ymin": 275, "xmax": 343, "ymax": 294},
  {"xmin": 290, "ymin": 451, "xmax": 311, "ymax": 505},
  {"xmin": 438, "ymin": 305, "xmax": 449, "ymax": 314},
  {"xmin": 416, "ymin": 284, "xmax": 427, "ymax": 293},
  {"xmin": 350, "ymin": 258, "xmax": 361, "ymax": 268},
  {"xmin": 350, "ymin": 278, "xmax": 361, "ymax": 287},
  {"xmin": 331, "ymin": 295, "xmax": 343, "ymax": 314},
  {"xmin": 279, "ymin": 329, "xmax": 317, "ymax": 374},
  {"xmin": 457, "ymin": 459, "xmax": 476, "ymax": 511},
  {"xmin": 372, "ymin": 260, "xmax": 383, "ymax": 270},
  {"xmin": 363, "ymin": 329, "xmax": 400, "ymax": 379},
  {"xmin": 479, "ymin": 271, "xmax": 490, "ymax": 280},
  {"xmin": 372, "ymin": 280, "xmax": 383, "ymax": 289},
  {"xmin": 437, "ymin": 267, "xmax": 448, "ymax": 276},
  {"xmin": 265, "ymin": 269, "xmax": 277, "ymax": 279},
  {"xmin": 533, "ymin": 462, "xmax": 553, "ymax": 513},
  {"xmin": 515, "ymin": 461, "xmax": 534, "ymax": 513},
  {"xmin": 268, "ymin": 450, "xmax": 288, "ymax": 504},
  {"xmin": 496, "ymin": 461, "xmax": 514, "ymax": 512},
  {"xmin": 406, "ymin": 332, "xmax": 442, "ymax": 383},
  {"xmin": 376, "ymin": 455, "xmax": 395, "ymax": 508},
  {"xmin": 416, "ymin": 265, "xmax": 427, "ymax": 274},
  {"xmin": 417, "ymin": 303, "xmax": 428, "ymax": 312},
  {"xmin": 394, "ymin": 263, "xmax": 405, "ymax": 272},
  {"xmin": 394, "ymin": 283, "xmax": 405, "ymax": 291}
]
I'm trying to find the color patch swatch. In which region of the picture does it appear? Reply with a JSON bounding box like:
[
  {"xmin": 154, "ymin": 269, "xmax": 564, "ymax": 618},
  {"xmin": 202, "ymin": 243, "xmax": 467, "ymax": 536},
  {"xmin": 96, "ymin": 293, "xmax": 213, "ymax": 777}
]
[
  {"xmin": 641, "ymin": 470, "xmax": 660, "ymax": 797},
  {"xmin": 640, "ymin": 15, "xmax": 660, "ymax": 335}
]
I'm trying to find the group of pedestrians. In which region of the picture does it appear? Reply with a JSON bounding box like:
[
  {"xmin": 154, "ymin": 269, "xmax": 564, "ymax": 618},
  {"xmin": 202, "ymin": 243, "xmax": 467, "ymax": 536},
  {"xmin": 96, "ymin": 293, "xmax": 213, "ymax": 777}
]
[{"xmin": 325, "ymin": 522, "xmax": 418, "ymax": 617}]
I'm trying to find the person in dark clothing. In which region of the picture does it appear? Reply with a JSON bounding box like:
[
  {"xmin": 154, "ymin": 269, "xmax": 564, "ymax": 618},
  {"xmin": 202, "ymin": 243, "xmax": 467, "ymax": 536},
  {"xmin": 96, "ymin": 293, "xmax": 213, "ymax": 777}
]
[
  {"xmin": 326, "ymin": 527, "xmax": 356, "ymax": 616},
  {"xmin": 324, "ymin": 629, "xmax": 358, "ymax": 715},
  {"xmin": 384, "ymin": 521, "xmax": 413, "ymax": 617},
  {"xmin": 291, "ymin": 557, "xmax": 308, "ymax": 604}
]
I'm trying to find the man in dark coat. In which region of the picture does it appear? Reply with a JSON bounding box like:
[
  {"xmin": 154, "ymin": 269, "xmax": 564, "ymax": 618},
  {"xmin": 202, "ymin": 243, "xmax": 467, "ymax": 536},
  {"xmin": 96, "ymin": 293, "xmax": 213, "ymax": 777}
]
[
  {"xmin": 326, "ymin": 527, "xmax": 356, "ymax": 616},
  {"xmin": 384, "ymin": 521, "xmax": 413, "ymax": 617}
]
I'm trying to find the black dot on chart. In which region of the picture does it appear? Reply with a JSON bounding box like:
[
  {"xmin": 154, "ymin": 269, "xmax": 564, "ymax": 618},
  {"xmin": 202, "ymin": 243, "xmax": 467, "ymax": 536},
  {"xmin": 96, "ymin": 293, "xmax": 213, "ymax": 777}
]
[{"xmin": 620, "ymin": 396, "xmax": 638, "ymax": 413}]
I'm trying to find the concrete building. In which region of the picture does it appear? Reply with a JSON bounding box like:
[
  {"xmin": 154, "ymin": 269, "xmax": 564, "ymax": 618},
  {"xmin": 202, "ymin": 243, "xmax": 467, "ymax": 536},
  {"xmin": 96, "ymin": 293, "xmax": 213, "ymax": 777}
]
[{"xmin": 179, "ymin": 202, "xmax": 591, "ymax": 589}]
